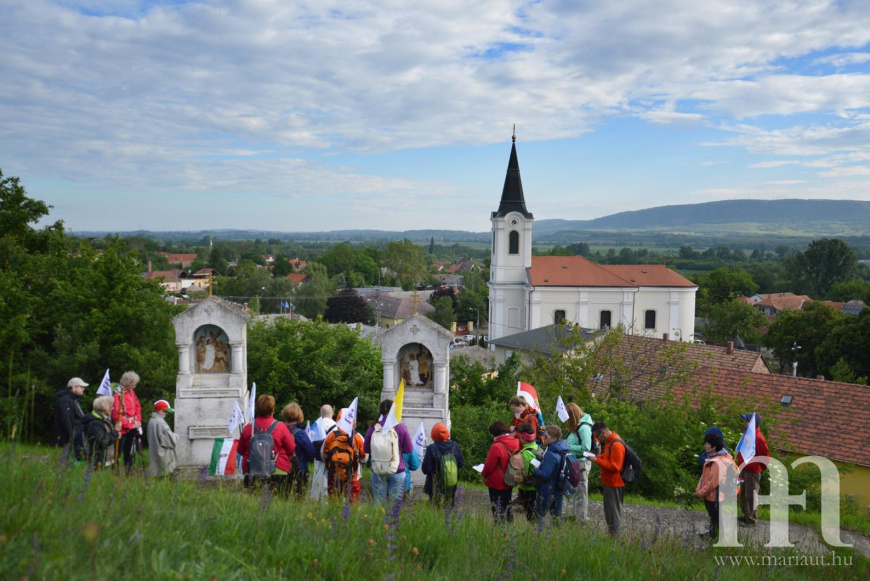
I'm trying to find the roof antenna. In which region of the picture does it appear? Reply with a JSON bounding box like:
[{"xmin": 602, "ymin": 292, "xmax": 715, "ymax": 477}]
[{"xmin": 512, "ymin": 123, "xmax": 516, "ymax": 143}]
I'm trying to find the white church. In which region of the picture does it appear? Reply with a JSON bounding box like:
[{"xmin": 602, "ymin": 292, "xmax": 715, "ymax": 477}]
[{"xmin": 487, "ymin": 135, "xmax": 697, "ymax": 344}]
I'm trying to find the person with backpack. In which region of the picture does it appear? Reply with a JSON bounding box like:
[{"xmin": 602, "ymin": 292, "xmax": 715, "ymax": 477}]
[
  {"xmin": 403, "ymin": 449, "xmax": 420, "ymax": 495},
  {"xmin": 736, "ymin": 412, "xmax": 769, "ymax": 527},
  {"xmin": 323, "ymin": 408, "xmax": 367, "ymax": 502},
  {"xmin": 282, "ymin": 403, "xmax": 315, "ymax": 497},
  {"xmin": 695, "ymin": 430, "xmax": 737, "ymax": 541},
  {"xmin": 481, "ymin": 421, "xmax": 519, "ymax": 522},
  {"xmin": 238, "ymin": 394, "xmax": 297, "ymax": 493},
  {"xmin": 112, "ymin": 371, "xmax": 143, "ymax": 474},
  {"xmin": 53, "ymin": 377, "xmax": 89, "ymax": 450},
  {"xmin": 533, "ymin": 425, "xmax": 569, "ymax": 525},
  {"xmin": 564, "ymin": 403, "xmax": 594, "ymax": 522},
  {"xmin": 514, "ymin": 422, "xmax": 542, "ymax": 521},
  {"xmin": 310, "ymin": 404, "xmax": 336, "ymax": 501},
  {"xmin": 590, "ymin": 421, "xmax": 625, "ymax": 535},
  {"xmin": 508, "ymin": 396, "xmax": 539, "ymax": 437},
  {"xmin": 74, "ymin": 395, "xmax": 119, "ymax": 469},
  {"xmin": 146, "ymin": 400, "xmax": 178, "ymax": 478},
  {"xmin": 421, "ymin": 422, "xmax": 463, "ymax": 506},
  {"xmin": 364, "ymin": 399, "xmax": 413, "ymax": 504}
]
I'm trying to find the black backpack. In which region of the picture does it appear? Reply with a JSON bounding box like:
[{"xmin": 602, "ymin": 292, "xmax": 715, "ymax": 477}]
[
  {"xmin": 249, "ymin": 421, "xmax": 278, "ymax": 476},
  {"xmin": 72, "ymin": 419, "xmax": 93, "ymax": 462},
  {"xmin": 288, "ymin": 425, "xmax": 305, "ymax": 472},
  {"xmin": 312, "ymin": 424, "xmax": 336, "ymax": 462},
  {"xmin": 609, "ymin": 438, "xmax": 642, "ymax": 483}
]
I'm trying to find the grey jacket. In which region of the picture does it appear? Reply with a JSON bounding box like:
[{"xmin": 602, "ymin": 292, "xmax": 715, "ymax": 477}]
[{"xmin": 146, "ymin": 412, "xmax": 178, "ymax": 477}]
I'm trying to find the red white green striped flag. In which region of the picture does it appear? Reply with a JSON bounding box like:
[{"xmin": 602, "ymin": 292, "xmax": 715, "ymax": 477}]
[{"xmin": 209, "ymin": 438, "xmax": 240, "ymax": 476}]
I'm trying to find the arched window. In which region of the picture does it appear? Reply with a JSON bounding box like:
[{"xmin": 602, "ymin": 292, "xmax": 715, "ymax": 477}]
[{"xmin": 509, "ymin": 231, "xmax": 519, "ymax": 255}]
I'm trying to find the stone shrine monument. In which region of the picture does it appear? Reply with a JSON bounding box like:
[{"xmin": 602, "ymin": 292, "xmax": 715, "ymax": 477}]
[
  {"xmin": 374, "ymin": 314, "xmax": 453, "ymax": 484},
  {"xmin": 172, "ymin": 297, "xmax": 250, "ymax": 466}
]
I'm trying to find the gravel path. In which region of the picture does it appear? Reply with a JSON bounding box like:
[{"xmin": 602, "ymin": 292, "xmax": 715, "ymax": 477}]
[{"xmin": 450, "ymin": 487, "xmax": 870, "ymax": 558}]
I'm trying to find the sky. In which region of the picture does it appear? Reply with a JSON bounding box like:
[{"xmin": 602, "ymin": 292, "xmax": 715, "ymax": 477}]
[{"xmin": 2, "ymin": 0, "xmax": 870, "ymax": 233}]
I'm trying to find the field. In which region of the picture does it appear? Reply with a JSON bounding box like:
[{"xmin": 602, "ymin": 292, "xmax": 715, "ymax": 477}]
[{"xmin": 1, "ymin": 444, "xmax": 867, "ymax": 580}]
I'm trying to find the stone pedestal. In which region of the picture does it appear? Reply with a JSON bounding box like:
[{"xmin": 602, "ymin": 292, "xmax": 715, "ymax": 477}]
[
  {"xmin": 172, "ymin": 298, "xmax": 250, "ymax": 467},
  {"xmin": 374, "ymin": 315, "xmax": 453, "ymax": 485}
]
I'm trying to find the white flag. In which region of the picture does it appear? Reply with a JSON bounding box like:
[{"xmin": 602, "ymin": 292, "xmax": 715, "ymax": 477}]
[
  {"xmin": 736, "ymin": 414, "xmax": 757, "ymax": 465},
  {"xmin": 247, "ymin": 382, "xmax": 257, "ymax": 422},
  {"xmin": 413, "ymin": 421, "xmax": 427, "ymax": 459},
  {"xmin": 335, "ymin": 397, "xmax": 358, "ymax": 434},
  {"xmin": 556, "ymin": 396, "xmax": 569, "ymax": 423},
  {"xmin": 228, "ymin": 401, "xmax": 244, "ymax": 435},
  {"xmin": 305, "ymin": 420, "xmax": 313, "ymax": 441},
  {"xmin": 308, "ymin": 418, "xmax": 326, "ymax": 441},
  {"xmin": 96, "ymin": 369, "xmax": 112, "ymax": 397}
]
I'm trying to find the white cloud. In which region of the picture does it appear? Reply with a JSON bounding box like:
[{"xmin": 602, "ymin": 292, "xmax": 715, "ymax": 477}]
[{"xmin": 748, "ymin": 161, "xmax": 800, "ymax": 168}]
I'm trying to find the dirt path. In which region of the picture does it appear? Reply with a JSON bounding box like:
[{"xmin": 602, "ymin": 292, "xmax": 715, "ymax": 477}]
[{"xmin": 450, "ymin": 487, "xmax": 870, "ymax": 558}]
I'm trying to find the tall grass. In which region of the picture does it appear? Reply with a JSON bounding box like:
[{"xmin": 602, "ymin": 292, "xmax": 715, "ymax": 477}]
[{"xmin": 1, "ymin": 444, "xmax": 866, "ymax": 580}]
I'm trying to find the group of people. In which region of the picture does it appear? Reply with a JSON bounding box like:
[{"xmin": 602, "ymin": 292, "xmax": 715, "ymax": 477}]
[
  {"xmin": 237, "ymin": 395, "xmax": 465, "ymax": 506},
  {"xmin": 52, "ymin": 371, "xmax": 179, "ymax": 478}
]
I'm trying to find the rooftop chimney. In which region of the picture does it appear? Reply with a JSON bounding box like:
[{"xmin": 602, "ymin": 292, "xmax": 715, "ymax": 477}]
[
  {"xmin": 726, "ymin": 341, "xmax": 734, "ymax": 355},
  {"xmin": 148, "ymin": 260, "xmax": 152, "ymax": 273}
]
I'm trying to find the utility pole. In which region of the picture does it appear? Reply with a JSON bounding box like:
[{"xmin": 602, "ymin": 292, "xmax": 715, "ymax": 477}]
[{"xmin": 791, "ymin": 342, "xmax": 801, "ymax": 377}]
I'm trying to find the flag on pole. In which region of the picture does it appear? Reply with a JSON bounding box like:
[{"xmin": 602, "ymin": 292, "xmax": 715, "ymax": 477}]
[
  {"xmin": 335, "ymin": 397, "xmax": 358, "ymax": 434},
  {"xmin": 308, "ymin": 418, "xmax": 326, "ymax": 442},
  {"xmin": 209, "ymin": 438, "xmax": 240, "ymax": 475},
  {"xmin": 96, "ymin": 369, "xmax": 112, "ymax": 396},
  {"xmin": 228, "ymin": 400, "xmax": 244, "ymax": 435},
  {"xmin": 736, "ymin": 413, "xmax": 757, "ymax": 465},
  {"xmin": 247, "ymin": 382, "xmax": 257, "ymax": 422},
  {"xmin": 413, "ymin": 421, "xmax": 427, "ymax": 459},
  {"xmin": 556, "ymin": 396, "xmax": 569, "ymax": 422},
  {"xmin": 517, "ymin": 381, "xmax": 540, "ymax": 411},
  {"xmin": 382, "ymin": 379, "xmax": 405, "ymax": 432}
]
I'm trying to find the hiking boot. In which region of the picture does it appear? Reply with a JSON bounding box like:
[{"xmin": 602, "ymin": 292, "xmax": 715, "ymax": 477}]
[{"xmin": 739, "ymin": 520, "xmax": 757, "ymax": 528}]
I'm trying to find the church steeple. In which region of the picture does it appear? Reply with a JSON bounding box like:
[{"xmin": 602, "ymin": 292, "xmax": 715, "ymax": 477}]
[{"xmin": 492, "ymin": 126, "xmax": 533, "ymax": 219}]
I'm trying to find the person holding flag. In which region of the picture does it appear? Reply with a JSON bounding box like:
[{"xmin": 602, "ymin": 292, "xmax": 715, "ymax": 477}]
[
  {"xmin": 323, "ymin": 406, "xmax": 367, "ymax": 502},
  {"xmin": 564, "ymin": 402, "xmax": 594, "ymax": 521},
  {"xmin": 309, "ymin": 405, "xmax": 336, "ymax": 501},
  {"xmin": 736, "ymin": 412, "xmax": 769, "ymax": 527},
  {"xmin": 364, "ymin": 394, "xmax": 414, "ymax": 504},
  {"xmin": 509, "ymin": 395, "xmax": 539, "ymax": 438}
]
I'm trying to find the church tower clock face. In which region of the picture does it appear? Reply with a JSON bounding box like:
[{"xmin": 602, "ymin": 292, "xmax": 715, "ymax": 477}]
[{"xmin": 509, "ymin": 218, "xmax": 519, "ymax": 227}]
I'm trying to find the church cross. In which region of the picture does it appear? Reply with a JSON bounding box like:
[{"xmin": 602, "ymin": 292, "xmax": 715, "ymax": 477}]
[{"xmin": 411, "ymin": 290, "xmax": 422, "ymax": 315}]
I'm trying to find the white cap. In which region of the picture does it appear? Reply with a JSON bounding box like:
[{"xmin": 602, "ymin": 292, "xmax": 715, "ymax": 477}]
[{"xmin": 67, "ymin": 377, "xmax": 89, "ymax": 388}]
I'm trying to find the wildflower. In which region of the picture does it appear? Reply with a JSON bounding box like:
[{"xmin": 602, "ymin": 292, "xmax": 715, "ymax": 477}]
[
  {"xmin": 411, "ymin": 547, "xmax": 419, "ymax": 556},
  {"xmin": 82, "ymin": 522, "xmax": 100, "ymax": 544},
  {"xmin": 312, "ymin": 559, "xmax": 318, "ymax": 567},
  {"xmin": 368, "ymin": 538, "xmax": 376, "ymax": 547}
]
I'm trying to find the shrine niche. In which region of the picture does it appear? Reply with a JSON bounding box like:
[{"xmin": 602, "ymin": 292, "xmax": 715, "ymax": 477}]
[
  {"xmin": 398, "ymin": 343, "xmax": 433, "ymax": 388},
  {"xmin": 194, "ymin": 324, "xmax": 231, "ymax": 373}
]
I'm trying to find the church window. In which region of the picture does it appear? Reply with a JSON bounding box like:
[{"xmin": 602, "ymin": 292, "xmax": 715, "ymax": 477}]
[
  {"xmin": 508, "ymin": 307, "xmax": 520, "ymax": 329},
  {"xmin": 554, "ymin": 310, "xmax": 566, "ymax": 324},
  {"xmin": 644, "ymin": 310, "xmax": 656, "ymax": 330},
  {"xmin": 509, "ymin": 231, "xmax": 519, "ymax": 255},
  {"xmin": 600, "ymin": 310, "xmax": 612, "ymax": 330}
]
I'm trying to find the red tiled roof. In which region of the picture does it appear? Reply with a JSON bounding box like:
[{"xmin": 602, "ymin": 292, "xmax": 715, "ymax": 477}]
[
  {"xmin": 675, "ymin": 368, "xmax": 870, "ymax": 467},
  {"xmin": 143, "ymin": 269, "xmax": 187, "ymax": 282},
  {"xmin": 528, "ymin": 256, "xmax": 696, "ymax": 288},
  {"xmin": 193, "ymin": 268, "xmax": 218, "ymax": 277},
  {"xmin": 155, "ymin": 252, "xmax": 197, "ymax": 263},
  {"xmin": 285, "ymin": 273, "xmax": 310, "ymax": 284},
  {"xmin": 755, "ymin": 294, "xmax": 812, "ymax": 311}
]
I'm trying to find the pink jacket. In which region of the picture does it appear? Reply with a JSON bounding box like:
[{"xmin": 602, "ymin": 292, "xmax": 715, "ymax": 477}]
[{"xmin": 696, "ymin": 452, "xmax": 736, "ymax": 502}]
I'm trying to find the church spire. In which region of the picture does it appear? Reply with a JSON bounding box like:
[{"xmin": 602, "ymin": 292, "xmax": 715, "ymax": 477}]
[{"xmin": 492, "ymin": 126, "xmax": 533, "ymax": 219}]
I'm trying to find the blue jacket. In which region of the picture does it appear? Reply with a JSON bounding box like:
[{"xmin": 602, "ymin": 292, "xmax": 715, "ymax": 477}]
[
  {"xmin": 403, "ymin": 451, "xmax": 420, "ymax": 492},
  {"xmin": 287, "ymin": 423, "xmax": 315, "ymax": 472},
  {"xmin": 534, "ymin": 439, "xmax": 569, "ymax": 497},
  {"xmin": 421, "ymin": 440, "xmax": 464, "ymax": 497}
]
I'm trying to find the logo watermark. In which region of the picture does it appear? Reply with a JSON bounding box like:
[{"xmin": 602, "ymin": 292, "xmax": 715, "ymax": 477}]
[
  {"xmin": 714, "ymin": 551, "xmax": 853, "ymax": 567},
  {"xmin": 715, "ymin": 455, "xmax": 851, "ymax": 548}
]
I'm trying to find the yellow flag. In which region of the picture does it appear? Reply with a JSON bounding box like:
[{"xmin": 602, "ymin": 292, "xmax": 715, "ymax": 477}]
[{"xmin": 383, "ymin": 378, "xmax": 405, "ymax": 431}]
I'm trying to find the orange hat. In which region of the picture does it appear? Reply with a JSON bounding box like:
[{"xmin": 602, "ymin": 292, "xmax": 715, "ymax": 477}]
[{"xmin": 431, "ymin": 422, "xmax": 449, "ymax": 442}]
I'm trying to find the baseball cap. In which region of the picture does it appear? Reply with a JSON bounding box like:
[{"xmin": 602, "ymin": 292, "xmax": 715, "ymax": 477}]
[
  {"xmin": 741, "ymin": 412, "xmax": 762, "ymax": 426},
  {"xmin": 154, "ymin": 400, "xmax": 174, "ymax": 414},
  {"xmin": 68, "ymin": 377, "xmax": 89, "ymax": 388}
]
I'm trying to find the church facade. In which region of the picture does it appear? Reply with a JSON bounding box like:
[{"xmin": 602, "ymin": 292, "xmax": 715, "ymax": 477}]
[{"xmin": 487, "ymin": 135, "xmax": 697, "ymax": 342}]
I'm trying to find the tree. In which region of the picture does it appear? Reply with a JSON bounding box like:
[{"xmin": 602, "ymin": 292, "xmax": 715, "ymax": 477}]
[
  {"xmin": 764, "ymin": 302, "xmax": 844, "ymax": 376},
  {"xmin": 324, "ymin": 287, "xmax": 373, "ymax": 324},
  {"xmin": 701, "ymin": 298, "xmax": 767, "ymax": 344},
  {"xmin": 428, "ymin": 286, "xmax": 458, "ymax": 310},
  {"xmin": 208, "ymin": 245, "xmax": 228, "ymax": 275},
  {"xmin": 293, "ymin": 262, "xmax": 334, "ymax": 319},
  {"xmin": 787, "ymin": 238, "xmax": 857, "ymax": 297},
  {"xmin": 826, "ymin": 279, "xmax": 870, "ymax": 303},
  {"xmin": 429, "ymin": 236, "xmax": 435, "ymax": 255},
  {"xmin": 815, "ymin": 308, "xmax": 870, "ymax": 381},
  {"xmin": 319, "ymin": 243, "xmax": 379, "ymax": 285},
  {"xmin": 381, "ymin": 240, "xmax": 427, "ymax": 290},
  {"xmin": 696, "ymin": 267, "xmax": 758, "ymax": 309},
  {"xmin": 428, "ymin": 296, "xmax": 456, "ymax": 330}
]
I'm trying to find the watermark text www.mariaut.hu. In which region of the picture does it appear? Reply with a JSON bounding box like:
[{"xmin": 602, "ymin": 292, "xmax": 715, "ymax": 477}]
[{"xmin": 714, "ymin": 552, "xmax": 853, "ymax": 567}]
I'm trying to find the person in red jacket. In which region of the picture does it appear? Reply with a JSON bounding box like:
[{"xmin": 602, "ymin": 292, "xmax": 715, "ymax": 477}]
[
  {"xmin": 736, "ymin": 412, "xmax": 769, "ymax": 527},
  {"xmin": 238, "ymin": 394, "xmax": 296, "ymax": 494},
  {"xmin": 112, "ymin": 371, "xmax": 142, "ymax": 474},
  {"xmin": 481, "ymin": 421, "xmax": 520, "ymax": 522},
  {"xmin": 508, "ymin": 397, "xmax": 539, "ymax": 436},
  {"xmin": 590, "ymin": 421, "xmax": 625, "ymax": 535}
]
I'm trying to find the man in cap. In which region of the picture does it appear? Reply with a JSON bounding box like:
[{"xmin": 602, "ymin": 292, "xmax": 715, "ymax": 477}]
[
  {"xmin": 52, "ymin": 377, "xmax": 89, "ymax": 449},
  {"xmin": 146, "ymin": 399, "xmax": 178, "ymax": 478},
  {"xmin": 736, "ymin": 412, "xmax": 769, "ymax": 527}
]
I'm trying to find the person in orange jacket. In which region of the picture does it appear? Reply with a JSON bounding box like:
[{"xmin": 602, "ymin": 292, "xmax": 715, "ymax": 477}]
[
  {"xmin": 589, "ymin": 421, "xmax": 625, "ymax": 535},
  {"xmin": 112, "ymin": 371, "xmax": 142, "ymax": 474},
  {"xmin": 696, "ymin": 431, "xmax": 737, "ymax": 540},
  {"xmin": 323, "ymin": 408, "xmax": 367, "ymax": 502},
  {"xmin": 736, "ymin": 412, "xmax": 769, "ymax": 527}
]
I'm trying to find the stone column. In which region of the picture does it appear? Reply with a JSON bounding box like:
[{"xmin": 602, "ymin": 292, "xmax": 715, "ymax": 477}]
[
  {"xmin": 433, "ymin": 362, "xmax": 448, "ymax": 410},
  {"xmin": 177, "ymin": 343, "xmax": 191, "ymax": 375},
  {"xmin": 230, "ymin": 343, "xmax": 243, "ymax": 374},
  {"xmin": 382, "ymin": 361, "xmax": 396, "ymax": 399}
]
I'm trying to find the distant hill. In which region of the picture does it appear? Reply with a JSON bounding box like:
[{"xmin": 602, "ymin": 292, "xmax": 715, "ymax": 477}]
[
  {"xmin": 533, "ymin": 199, "xmax": 870, "ymax": 238},
  {"xmin": 75, "ymin": 199, "xmax": 870, "ymax": 244}
]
